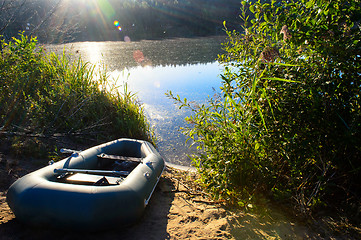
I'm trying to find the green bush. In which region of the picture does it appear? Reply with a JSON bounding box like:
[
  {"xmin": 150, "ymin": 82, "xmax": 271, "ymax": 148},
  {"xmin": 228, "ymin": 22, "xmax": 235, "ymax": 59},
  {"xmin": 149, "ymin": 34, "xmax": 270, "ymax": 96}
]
[
  {"xmin": 0, "ymin": 33, "xmax": 153, "ymax": 147},
  {"xmin": 169, "ymin": 0, "xmax": 361, "ymax": 214}
]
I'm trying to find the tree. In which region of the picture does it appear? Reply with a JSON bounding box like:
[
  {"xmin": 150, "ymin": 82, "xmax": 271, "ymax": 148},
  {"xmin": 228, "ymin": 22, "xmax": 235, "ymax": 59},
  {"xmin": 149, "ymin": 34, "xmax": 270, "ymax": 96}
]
[
  {"xmin": 1, "ymin": 0, "xmax": 243, "ymax": 43},
  {"xmin": 0, "ymin": 0, "xmax": 27, "ymax": 38},
  {"xmin": 0, "ymin": 0, "xmax": 79, "ymax": 43}
]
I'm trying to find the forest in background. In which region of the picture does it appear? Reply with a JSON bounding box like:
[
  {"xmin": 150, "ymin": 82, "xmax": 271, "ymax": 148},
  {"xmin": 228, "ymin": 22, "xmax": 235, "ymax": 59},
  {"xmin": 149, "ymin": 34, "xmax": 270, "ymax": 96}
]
[{"xmin": 0, "ymin": 0, "xmax": 243, "ymax": 43}]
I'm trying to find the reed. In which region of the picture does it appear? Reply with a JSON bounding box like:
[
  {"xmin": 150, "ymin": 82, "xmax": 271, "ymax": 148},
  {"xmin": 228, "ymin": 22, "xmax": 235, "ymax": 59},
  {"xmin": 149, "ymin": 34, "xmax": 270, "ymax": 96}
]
[
  {"xmin": 168, "ymin": 0, "xmax": 361, "ymax": 218},
  {"xmin": 0, "ymin": 33, "xmax": 154, "ymax": 157}
]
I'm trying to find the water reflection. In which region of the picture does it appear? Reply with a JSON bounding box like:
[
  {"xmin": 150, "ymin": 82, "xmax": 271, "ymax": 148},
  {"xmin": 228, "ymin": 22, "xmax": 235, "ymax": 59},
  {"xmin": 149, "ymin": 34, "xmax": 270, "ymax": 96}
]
[
  {"xmin": 112, "ymin": 63, "xmax": 221, "ymax": 101},
  {"xmin": 44, "ymin": 36, "xmax": 225, "ymax": 70},
  {"xmin": 45, "ymin": 37, "xmax": 225, "ymax": 165},
  {"xmin": 83, "ymin": 42, "xmax": 103, "ymax": 70},
  {"xmin": 110, "ymin": 63, "xmax": 222, "ymax": 165}
]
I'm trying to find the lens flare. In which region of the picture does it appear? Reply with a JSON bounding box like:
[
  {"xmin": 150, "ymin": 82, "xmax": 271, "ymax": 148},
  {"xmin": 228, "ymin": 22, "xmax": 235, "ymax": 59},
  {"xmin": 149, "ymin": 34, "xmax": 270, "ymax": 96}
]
[
  {"xmin": 113, "ymin": 20, "xmax": 119, "ymax": 27},
  {"xmin": 118, "ymin": 26, "xmax": 122, "ymax": 31}
]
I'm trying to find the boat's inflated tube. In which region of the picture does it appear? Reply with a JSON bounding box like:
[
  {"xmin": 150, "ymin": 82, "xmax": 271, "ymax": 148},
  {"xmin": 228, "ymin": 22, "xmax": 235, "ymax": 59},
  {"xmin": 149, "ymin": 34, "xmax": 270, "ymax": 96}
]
[{"xmin": 6, "ymin": 138, "xmax": 165, "ymax": 230}]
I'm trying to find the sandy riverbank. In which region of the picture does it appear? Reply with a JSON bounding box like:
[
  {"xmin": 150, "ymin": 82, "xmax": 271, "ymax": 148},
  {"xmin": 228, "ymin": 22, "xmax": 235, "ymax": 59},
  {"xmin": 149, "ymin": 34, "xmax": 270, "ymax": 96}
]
[{"xmin": 0, "ymin": 154, "xmax": 359, "ymax": 239}]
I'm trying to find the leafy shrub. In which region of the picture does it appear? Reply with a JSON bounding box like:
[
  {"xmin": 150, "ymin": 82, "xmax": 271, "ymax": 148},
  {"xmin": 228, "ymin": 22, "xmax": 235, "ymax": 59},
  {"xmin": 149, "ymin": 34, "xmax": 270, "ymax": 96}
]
[
  {"xmin": 169, "ymin": 0, "xmax": 361, "ymax": 214},
  {"xmin": 0, "ymin": 33, "xmax": 153, "ymax": 147}
]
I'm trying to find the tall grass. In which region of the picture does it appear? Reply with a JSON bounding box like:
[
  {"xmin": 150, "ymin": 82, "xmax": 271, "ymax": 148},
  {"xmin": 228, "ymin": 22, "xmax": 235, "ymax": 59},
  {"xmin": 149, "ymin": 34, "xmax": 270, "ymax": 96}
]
[{"xmin": 0, "ymin": 33, "xmax": 153, "ymax": 156}]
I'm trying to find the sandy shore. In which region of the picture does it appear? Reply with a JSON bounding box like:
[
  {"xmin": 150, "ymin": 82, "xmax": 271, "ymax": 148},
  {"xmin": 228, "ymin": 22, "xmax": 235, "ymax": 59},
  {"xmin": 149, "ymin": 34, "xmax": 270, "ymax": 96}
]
[{"xmin": 0, "ymin": 155, "xmax": 359, "ymax": 239}]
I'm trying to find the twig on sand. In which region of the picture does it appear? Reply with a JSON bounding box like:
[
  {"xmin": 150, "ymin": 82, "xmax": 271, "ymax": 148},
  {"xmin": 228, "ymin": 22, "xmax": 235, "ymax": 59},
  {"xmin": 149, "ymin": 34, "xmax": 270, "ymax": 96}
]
[
  {"xmin": 192, "ymin": 199, "xmax": 225, "ymax": 205},
  {"xmin": 164, "ymin": 167, "xmax": 213, "ymax": 202}
]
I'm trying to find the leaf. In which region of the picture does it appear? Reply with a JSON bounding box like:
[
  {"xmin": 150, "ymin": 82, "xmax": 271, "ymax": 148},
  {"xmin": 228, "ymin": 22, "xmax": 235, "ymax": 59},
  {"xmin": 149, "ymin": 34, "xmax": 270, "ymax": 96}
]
[
  {"xmin": 264, "ymin": 13, "xmax": 270, "ymax": 22},
  {"xmin": 249, "ymin": 5, "xmax": 255, "ymax": 13},
  {"xmin": 261, "ymin": 77, "xmax": 301, "ymax": 83},
  {"xmin": 306, "ymin": 1, "xmax": 314, "ymax": 9},
  {"xmin": 256, "ymin": 102, "xmax": 268, "ymax": 132},
  {"xmin": 269, "ymin": 62, "xmax": 300, "ymax": 67},
  {"xmin": 261, "ymin": 88, "xmax": 275, "ymax": 120}
]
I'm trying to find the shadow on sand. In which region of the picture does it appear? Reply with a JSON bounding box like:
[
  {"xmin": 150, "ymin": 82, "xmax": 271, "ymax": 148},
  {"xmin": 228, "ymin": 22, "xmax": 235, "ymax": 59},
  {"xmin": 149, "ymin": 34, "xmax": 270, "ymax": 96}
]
[{"xmin": 0, "ymin": 176, "xmax": 175, "ymax": 240}]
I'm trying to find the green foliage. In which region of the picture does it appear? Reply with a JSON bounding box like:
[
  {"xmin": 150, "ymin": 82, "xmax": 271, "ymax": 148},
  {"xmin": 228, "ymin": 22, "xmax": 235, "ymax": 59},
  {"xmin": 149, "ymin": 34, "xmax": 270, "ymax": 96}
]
[
  {"xmin": 168, "ymin": 0, "xmax": 361, "ymax": 215},
  {"xmin": 0, "ymin": 33, "xmax": 153, "ymax": 148}
]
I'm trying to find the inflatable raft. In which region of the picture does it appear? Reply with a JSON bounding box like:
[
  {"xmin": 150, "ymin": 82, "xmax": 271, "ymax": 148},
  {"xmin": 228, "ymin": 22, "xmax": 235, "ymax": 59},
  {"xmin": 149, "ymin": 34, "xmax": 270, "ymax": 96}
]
[{"xmin": 6, "ymin": 138, "xmax": 165, "ymax": 230}]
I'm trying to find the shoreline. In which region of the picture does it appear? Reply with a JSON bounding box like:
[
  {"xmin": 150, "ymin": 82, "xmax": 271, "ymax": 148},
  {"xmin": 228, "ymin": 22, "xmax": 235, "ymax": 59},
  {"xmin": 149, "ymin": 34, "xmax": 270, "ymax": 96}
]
[
  {"xmin": 165, "ymin": 162, "xmax": 197, "ymax": 172},
  {"xmin": 0, "ymin": 168, "xmax": 315, "ymax": 239},
  {"xmin": 1, "ymin": 156, "xmax": 360, "ymax": 239}
]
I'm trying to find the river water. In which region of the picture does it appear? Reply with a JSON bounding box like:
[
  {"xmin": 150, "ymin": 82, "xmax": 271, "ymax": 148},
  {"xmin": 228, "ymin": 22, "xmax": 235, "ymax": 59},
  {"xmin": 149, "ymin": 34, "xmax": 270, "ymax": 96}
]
[{"xmin": 45, "ymin": 36, "xmax": 226, "ymax": 166}]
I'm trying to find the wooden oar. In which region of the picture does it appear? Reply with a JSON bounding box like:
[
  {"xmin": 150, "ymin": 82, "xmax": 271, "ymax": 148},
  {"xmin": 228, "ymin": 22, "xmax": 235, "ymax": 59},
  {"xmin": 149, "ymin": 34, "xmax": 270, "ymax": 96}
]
[{"xmin": 54, "ymin": 168, "xmax": 129, "ymax": 177}]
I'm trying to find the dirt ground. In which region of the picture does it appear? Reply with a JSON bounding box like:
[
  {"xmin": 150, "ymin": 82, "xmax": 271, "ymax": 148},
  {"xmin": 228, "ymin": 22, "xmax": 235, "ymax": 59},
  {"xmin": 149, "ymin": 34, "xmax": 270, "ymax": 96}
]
[{"xmin": 0, "ymin": 153, "xmax": 360, "ymax": 239}]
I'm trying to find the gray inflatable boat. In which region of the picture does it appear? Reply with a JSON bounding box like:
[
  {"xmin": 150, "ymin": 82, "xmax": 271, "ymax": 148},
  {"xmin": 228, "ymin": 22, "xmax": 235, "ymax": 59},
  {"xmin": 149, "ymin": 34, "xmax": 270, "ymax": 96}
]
[{"xmin": 6, "ymin": 138, "xmax": 165, "ymax": 230}]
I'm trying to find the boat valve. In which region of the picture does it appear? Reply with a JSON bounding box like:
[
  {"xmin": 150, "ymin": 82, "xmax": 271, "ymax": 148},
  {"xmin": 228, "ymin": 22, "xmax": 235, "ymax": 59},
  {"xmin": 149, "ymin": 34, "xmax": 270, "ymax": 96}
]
[{"xmin": 144, "ymin": 172, "xmax": 151, "ymax": 179}]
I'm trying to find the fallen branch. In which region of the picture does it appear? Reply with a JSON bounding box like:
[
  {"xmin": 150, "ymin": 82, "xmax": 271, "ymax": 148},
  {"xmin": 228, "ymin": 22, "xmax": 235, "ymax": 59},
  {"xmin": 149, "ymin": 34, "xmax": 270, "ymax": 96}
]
[
  {"xmin": 0, "ymin": 131, "xmax": 105, "ymax": 138},
  {"xmin": 192, "ymin": 199, "xmax": 225, "ymax": 205},
  {"xmin": 166, "ymin": 170, "xmax": 211, "ymax": 199}
]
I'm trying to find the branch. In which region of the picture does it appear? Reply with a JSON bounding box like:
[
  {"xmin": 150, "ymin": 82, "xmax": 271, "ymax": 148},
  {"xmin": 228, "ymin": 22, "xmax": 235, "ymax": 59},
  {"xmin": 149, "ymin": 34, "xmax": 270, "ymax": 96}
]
[
  {"xmin": 28, "ymin": 0, "xmax": 62, "ymax": 36},
  {"xmin": 0, "ymin": 0, "xmax": 27, "ymax": 34},
  {"xmin": 0, "ymin": 130, "xmax": 109, "ymax": 138}
]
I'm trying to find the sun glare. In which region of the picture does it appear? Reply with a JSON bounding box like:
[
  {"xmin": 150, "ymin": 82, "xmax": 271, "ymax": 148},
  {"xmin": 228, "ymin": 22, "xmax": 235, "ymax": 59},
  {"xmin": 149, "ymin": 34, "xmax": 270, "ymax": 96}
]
[{"xmin": 83, "ymin": 42, "xmax": 103, "ymax": 70}]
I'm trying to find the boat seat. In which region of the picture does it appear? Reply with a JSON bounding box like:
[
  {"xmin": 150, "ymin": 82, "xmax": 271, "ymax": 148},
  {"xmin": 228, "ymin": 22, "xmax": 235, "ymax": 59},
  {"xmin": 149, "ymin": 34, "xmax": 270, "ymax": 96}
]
[
  {"xmin": 62, "ymin": 173, "xmax": 123, "ymax": 186},
  {"xmin": 97, "ymin": 154, "xmax": 141, "ymax": 171}
]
